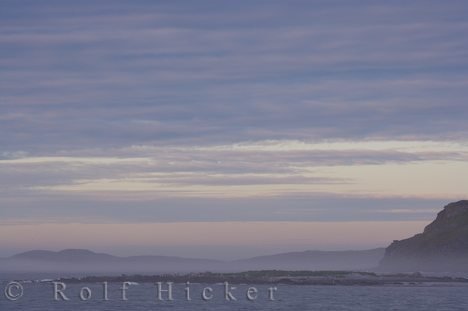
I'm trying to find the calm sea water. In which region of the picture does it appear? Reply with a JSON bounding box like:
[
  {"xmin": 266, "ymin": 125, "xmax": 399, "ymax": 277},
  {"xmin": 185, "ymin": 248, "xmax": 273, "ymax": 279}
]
[{"xmin": 1, "ymin": 280, "xmax": 468, "ymax": 311}]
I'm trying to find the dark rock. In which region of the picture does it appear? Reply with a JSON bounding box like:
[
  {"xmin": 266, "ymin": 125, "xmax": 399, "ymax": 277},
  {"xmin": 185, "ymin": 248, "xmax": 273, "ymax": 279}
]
[{"xmin": 379, "ymin": 200, "xmax": 468, "ymax": 272}]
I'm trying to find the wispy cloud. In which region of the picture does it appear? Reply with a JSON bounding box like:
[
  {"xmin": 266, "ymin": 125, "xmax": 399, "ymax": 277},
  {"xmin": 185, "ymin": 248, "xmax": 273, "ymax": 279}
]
[
  {"xmin": 1, "ymin": 139, "xmax": 467, "ymax": 201},
  {"xmin": 1, "ymin": 1, "xmax": 468, "ymax": 151}
]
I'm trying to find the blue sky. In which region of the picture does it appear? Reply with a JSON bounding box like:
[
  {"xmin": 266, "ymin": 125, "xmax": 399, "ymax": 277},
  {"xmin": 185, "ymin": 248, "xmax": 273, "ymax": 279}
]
[{"xmin": 1, "ymin": 0, "xmax": 468, "ymax": 257}]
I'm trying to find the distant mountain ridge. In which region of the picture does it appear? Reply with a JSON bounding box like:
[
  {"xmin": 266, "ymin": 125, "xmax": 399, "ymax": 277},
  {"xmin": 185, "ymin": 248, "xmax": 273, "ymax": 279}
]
[
  {"xmin": 379, "ymin": 200, "xmax": 468, "ymax": 272},
  {"xmin": 12, "ymin": 249, "xmax": 115, "ymax": 262},
  {"xmin": 11, "ymin": 249, "xmax": 217, "ymax": 263},
  {"xmin": 3, "ymin": 248, "xmax": 222, "ymax": 273},
  {"xmin": 234, "ymin": 248, "xmax": 385, "ymax": 271},
  {"xmin": 0, "ymin": 248, "xmax": 385, "ymax": 273}
]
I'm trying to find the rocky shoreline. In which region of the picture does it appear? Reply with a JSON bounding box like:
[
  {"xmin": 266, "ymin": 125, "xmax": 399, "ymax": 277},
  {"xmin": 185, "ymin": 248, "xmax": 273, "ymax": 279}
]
[{"xmin": 52, "ymin": 270, "xmax": 468, "ymax": 286}]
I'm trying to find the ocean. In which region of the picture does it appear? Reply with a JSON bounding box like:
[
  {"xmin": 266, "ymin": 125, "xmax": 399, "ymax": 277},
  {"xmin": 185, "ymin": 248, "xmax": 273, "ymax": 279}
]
[{"xmin": 1, "ymin": 280, "xmax": 468, "ymax": 310}]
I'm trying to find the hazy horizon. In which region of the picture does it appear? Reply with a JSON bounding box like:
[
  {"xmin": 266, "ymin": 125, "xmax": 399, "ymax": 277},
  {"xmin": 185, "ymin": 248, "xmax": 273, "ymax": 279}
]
[{"xmin": 0, "ymin": 220, "xmax": 427, "ymax": 260}]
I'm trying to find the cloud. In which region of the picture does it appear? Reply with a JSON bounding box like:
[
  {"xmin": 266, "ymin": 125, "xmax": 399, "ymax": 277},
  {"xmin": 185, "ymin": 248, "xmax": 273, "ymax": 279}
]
[
  {"xmin": 1, "ymin": 1, "xmax": 468, "ymax": 226},
  {"xmin": 1, "ymin": 139, "xmax": 467, "ymax": 201},
  {"xmin": 1, "ymin": 1, "xmax": 468, "ymax": 151}
]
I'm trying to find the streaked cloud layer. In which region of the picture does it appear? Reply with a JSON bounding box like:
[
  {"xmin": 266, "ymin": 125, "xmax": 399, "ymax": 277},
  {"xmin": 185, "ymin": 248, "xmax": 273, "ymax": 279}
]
[
  {"xmin": 2, "ymin": 139, "xmax": 468, "ymax": 199},
  {"xmin": 0, "ymin": 139, "xmax": 466, "ymax": 223},
  {"xmin": 1, "ymin": 0, "xmax": 467, "ymax": 255},
  {"xmin": 2, "ymin": 0, "xmax": 468, "ymax": 150}
]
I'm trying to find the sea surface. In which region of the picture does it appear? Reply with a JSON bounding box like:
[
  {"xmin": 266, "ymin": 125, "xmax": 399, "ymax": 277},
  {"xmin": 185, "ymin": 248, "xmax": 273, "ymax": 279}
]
[{"xmin": 1, "ymin": 279, "xmax": 468, "ymax": 311}]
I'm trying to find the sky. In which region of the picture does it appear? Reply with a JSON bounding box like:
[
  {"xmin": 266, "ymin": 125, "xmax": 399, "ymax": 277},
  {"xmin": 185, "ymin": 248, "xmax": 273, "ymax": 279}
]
[{"xmin": 1, "ymin": 0, "xmax": 468, "ymax": 259}]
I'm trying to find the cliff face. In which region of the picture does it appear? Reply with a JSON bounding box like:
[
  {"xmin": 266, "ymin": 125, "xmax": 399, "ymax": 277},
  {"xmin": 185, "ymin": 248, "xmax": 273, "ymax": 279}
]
[{"xmin": 379, "ymin": 200, "xmax": 468, "ymax": 272}]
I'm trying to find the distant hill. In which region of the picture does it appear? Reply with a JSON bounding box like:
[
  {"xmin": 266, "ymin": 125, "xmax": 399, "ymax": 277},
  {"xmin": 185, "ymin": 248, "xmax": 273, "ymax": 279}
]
[
  {"xmin": 1, "ymin": 249, "xmax": 222, "ymax": 273},
  {"xmin": 234, "ymin": 248, "xmax": 385, "ymax": 271},
  {"xmin": 11, "ymin": 249, "xmax": 218, "ymax": 265},
  {"xmin": 0, "ymin": 247, "xmax": 385, "ymax": 274},
  {"xmin": 379, "ymin": 200, "xmax": 468, "ymax": 272},
  {"xmin": 12, "ymin": 249, "xmax": 115, "ymax": 262}
]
